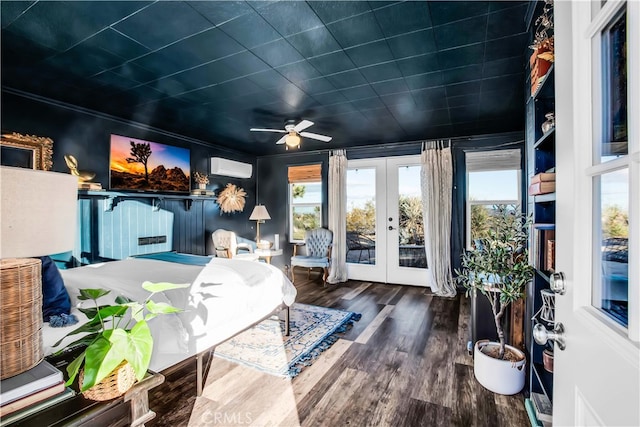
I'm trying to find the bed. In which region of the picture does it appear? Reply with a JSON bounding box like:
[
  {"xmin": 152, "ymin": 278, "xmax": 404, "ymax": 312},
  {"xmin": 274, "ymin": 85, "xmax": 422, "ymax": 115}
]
[{"xmin": 43, "ymin": 255, "xmax": 297, "ymax": 398}]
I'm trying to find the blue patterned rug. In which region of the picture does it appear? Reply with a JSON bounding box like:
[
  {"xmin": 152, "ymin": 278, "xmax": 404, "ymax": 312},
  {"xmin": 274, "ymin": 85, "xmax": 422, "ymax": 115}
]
[{"xmin": 214, "ymin": 303, "xmax": 361, "ymax": 377}]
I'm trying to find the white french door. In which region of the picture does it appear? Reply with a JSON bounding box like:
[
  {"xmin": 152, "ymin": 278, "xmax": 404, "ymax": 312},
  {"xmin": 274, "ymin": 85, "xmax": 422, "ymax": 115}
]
[
  {"xmin": 346, "ymin": 155, "xmax": 428, "ymax": 286},
  {"xmin": 553, "ymin": 1, "xmax": 639, "ymax": 425}
]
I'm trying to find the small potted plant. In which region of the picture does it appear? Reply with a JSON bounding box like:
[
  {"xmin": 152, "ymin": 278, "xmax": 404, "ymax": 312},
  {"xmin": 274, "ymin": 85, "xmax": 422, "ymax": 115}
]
[
  {"xmin": 193, "ymin": 171, "xmax": 209, "ymax": 190},
  {"xmin": 455, "ymin": 205, "xmax": 534, "ymax": 395},
  {"xmin": 53, "ymin": 282, "xmax": 188, "ymax": 400}
]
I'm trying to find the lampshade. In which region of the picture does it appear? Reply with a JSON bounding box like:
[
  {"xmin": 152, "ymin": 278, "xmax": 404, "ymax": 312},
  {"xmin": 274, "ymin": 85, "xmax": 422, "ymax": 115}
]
[
  {"xmin": 1, "ymin": 166, "xmax": 78, "ymax": 258},
  {"xmin": 285, "ymin": 133, "xmax": 301, "ymax": 148},
  {"xmin": 0, "ymin": 166, "xmax": 77, "ymax": 379},
  {"xmin": 249, "ymin": 204, "xmax": 271, "ymax": 221}
]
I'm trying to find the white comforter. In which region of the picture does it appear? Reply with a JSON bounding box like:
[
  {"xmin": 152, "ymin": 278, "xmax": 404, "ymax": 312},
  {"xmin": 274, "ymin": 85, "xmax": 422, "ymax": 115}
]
[{"xmin": 44, "ymin": 258, "xmax": 297, "ymax": 372}]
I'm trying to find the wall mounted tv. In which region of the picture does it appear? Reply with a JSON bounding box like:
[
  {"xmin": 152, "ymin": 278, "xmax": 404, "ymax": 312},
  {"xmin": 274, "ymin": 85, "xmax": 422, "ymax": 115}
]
[{"xmin": 109, "ymin": 134, "xmax": 190, "ymax": 193}]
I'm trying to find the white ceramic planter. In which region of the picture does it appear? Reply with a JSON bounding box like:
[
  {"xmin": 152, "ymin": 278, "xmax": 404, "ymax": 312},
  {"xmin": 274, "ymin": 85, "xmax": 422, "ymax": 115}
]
[{"xmin": 473, "ymin": 340, "xmax": 526, "ymax": 395}]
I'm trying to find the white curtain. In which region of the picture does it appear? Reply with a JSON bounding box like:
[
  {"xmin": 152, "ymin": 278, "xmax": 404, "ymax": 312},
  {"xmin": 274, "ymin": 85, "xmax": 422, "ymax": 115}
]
[
  {"xmin": 327, "ymin": 149, "xmax": 347, "ymax": 284},
  {"xmin": 421, "ymin": 140, "xmax": 456, "ymax": 297}
]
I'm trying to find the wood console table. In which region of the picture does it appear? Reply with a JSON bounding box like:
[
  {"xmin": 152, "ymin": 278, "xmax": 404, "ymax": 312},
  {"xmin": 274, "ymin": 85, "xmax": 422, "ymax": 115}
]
[{"xmin": 3, "ymin": 353, "xmax": 164, "ymax": 427}]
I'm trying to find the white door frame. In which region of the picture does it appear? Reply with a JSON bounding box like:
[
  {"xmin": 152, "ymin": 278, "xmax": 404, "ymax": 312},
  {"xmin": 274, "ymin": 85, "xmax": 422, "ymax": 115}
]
[
  {"xmin": 553, "ymin": 1, "xmax": 639, "ymax": 425},
  {"xmin": 346, "ymin": 155, "xmax": 428, "ymax": 286}
]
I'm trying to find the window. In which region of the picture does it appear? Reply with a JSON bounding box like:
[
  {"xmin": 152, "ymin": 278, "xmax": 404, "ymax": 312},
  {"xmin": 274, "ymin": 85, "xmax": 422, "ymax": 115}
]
[
  {"xmin": 288, "ymin": 164, "xmax": 322, "ymax": 242},
  {"xmin": 592, "ymin": 8, "xmax": 629, "ymax": 327},
  {"xmin": 465, "ymin": 149, "xmax": 522, "ymax": 249}
]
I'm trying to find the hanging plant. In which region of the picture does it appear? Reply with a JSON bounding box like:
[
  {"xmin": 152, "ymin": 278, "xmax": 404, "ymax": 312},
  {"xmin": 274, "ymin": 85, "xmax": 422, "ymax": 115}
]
[{"xmin": 217, "ymin": 183, "xmax": 247, "ymax": 214}]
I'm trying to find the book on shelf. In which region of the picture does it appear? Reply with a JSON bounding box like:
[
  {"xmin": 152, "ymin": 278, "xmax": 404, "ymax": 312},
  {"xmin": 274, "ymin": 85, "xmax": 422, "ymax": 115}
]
[
  {"xmin": 0, "ymin": 381, "xmax": 66, "ymax": 417},
  {"xmin": 531, "ymin": 172, "xmax": 556, "ymax": 184},
  {"xmin": 529, "ymin": 181, "xmax": 556, "ymax": 195},
  {"xmin": 524, "ymin": 399, "xmax": 544, "ymax": 427},
  {"xmin": 0, "ymin": 360, "xmax": 63, "ymax": 406},
  {"xmin": 532, "ymin": 224, "xmax": 556, "ymax": 273},
  {"xmin": 190, "ymin": 189, "xmax": 215, "ymax": 196},
  {"xmin": 0, "ymin": 386, "xmax": 74, "ymax": 426},
  {"xmin": 531, "ymin": 392, "xmax": 552, "ymax": 424},
  {"xmin": 77, "ymin": 182, "xmax": 103, "ymax": 190}
]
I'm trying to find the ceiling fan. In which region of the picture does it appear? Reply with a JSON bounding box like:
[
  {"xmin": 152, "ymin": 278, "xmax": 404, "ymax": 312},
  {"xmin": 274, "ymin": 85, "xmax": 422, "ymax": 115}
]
[{"xmin": 250, "ymin": 119, "xmax": 332, "ymax": 149}]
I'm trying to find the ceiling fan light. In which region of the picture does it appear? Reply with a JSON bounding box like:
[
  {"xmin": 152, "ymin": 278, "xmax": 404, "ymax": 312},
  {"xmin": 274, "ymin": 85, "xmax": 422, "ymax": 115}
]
[{"xmin": 285, "ymin": 133, "xmax": 301, "ymax": 148}]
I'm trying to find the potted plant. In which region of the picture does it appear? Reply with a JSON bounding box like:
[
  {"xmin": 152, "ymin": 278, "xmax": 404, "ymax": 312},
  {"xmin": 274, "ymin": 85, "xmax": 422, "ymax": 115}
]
[
  {"xmin": 193, "ymin": 171, "xmax": 209, "ymax": 190},
  {"xmin": 455, "ymin": 205, "xmax": 534, "ymax": 395},
  {"xmin": 53, "ymin": 281, "xmax": 188, "ymax": 400}
]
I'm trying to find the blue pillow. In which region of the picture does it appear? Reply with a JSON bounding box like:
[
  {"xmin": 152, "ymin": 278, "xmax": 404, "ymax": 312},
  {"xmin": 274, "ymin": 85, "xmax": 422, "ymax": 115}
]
[{"xmin": 40, "ymin": 256, "xmax": 72, "ymax": 322}]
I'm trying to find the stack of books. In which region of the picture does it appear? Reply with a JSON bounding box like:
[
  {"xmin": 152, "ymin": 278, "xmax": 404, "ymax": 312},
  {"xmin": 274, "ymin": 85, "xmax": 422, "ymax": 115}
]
[
  {"xmin": 529, "ymin": 172, "xmax": 556, "ymax": 196},
  {"xmin": 0, "ymin": 360, "xmax": 74, "ymax": 425},
  {"xmin": 530, "ymin": 392, "xmax": 552, "ymax": 427},
  {"xmin": 77, "ymin": 182, "xmax": 103, "ymax": 191}
]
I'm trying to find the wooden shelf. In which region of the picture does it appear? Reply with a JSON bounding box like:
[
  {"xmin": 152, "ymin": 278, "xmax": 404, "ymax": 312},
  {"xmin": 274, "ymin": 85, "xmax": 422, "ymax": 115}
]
[
  {"xmin": 534, "ymin": 128, "xmax": 555, "ymax": 150},
  {"xmin": 77, "ymin": 190, "xmax": 216, "ymax": 211},
  {"xmin": 534, "ymin": 192, "xmax": 556, "ymax": 203}
]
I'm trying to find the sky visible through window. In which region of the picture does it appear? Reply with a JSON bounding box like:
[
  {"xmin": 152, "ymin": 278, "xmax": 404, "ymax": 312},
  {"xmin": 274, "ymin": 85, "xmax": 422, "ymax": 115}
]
[{"xmin": 469, "ymin": 170, "xmax": 519, "ymax": 201}]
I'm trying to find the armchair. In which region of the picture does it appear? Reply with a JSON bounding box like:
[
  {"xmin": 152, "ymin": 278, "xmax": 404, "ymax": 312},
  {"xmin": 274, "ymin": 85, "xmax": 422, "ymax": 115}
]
[
  {"xmin": 291, "ymin": 228, "xmax": 333, "ymax": 286},
  {"xmin": 211, "ymin": 229, "xmax": 259, "ymax": 261}
]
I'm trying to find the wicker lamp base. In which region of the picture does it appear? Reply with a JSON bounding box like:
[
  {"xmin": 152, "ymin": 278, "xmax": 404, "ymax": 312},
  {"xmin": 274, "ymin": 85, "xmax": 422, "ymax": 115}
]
[
  {"xmin": 0, "ymin": 258, "xmax": 44, "ymax": 380},
  {"xmin": 80, "ymin": 361, "xmax": 137, "ymax": 401}
]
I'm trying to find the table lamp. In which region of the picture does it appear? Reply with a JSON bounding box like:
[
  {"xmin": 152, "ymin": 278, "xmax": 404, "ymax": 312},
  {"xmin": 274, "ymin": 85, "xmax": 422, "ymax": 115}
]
[
  {"xmin": 249, "ymin": 204, "xmax": 271, "ymax": 243},
  {"xmin": 0, "ymin": 166, "xmax": 77, "ymax": 379}
]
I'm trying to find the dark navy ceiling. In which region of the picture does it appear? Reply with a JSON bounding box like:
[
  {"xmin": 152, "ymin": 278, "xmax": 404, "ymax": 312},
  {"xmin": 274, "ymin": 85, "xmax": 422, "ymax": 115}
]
[{"xmin": 1, "ymin": 1, "xmax": 529, "ymax": 155}]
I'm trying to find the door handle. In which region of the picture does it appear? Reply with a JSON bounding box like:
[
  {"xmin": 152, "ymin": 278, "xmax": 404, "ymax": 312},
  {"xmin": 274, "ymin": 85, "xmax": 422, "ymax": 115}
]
[
  {"xmin": 533, "ymin": 322, "xmax": 566, "ymax": 350},
  {"xmin": 388, "ymin": 226, "xmax": 396, "ymax": 231}
]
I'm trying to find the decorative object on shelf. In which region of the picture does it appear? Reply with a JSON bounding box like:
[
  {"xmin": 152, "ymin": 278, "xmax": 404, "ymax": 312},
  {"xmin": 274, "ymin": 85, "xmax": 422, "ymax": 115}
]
[
  {"xmin": 530, "ymin": 0, "xmax": 554, "ymax": 51},
  {"xmin": 217, "ymin": 183, "xmax": 247, "ymax": 214},
  {"xmin": 193, "ymin": 171, "xmax": 209, "ymax": 190},
  {"xmin": 540, "ymin": 289, "xmax": 555, "ymax": 323},
  {"xmin": 64, "ymin": 154, "xmax": 97, "ymax": 184},
  {"xmin": 542, "ymin": 348, "xmax": 554, "ymax": 373},
  {"xmin": 249, "ymin": 205, "xmax": 271, "ymax": 242},
  {"xmin": 53, "ymin": 282, "xmax": 188, "ymax": 399},
  {"xmin": 541, "ymin": 112, "xmax": 555, "ymax": 133},
  {"xmin": 0, "ymin": 132, "xmax": 53, "ymax": 171},
  {"xmin": 529, "ymin": 0, "xmax": 554, "ymax": 97},
  {"xmin": 455, "ymin": 205, "xmax": 534, "ymax": 395},
  {"xmin": 0, "ymin": 166, "xmax": 77, "ymax": 380}
]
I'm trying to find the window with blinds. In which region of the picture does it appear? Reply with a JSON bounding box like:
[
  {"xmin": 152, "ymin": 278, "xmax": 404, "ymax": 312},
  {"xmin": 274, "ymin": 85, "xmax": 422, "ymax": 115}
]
[
  {"xmin": 465, "ymin": 149, "xmax": 522, "ymax": 249},
  {"xmin": 288, "ymin": 164, "xmax": 322, "ymax": 242}
]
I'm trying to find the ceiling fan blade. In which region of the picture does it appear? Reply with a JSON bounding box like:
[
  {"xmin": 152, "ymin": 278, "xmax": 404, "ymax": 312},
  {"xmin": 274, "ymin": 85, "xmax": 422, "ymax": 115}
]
[
  {"xmin": 250, "ymin": 128, "xmax": 286, "ymax": 133},
  {"xmin": 294, "ymin": 120, "xmax": 314, "ymax": 132},
  {"xmin": 300, "ymin": 132, "xmax": 332, "ymax": 142},
  {"xmin": 275, "ymin": 135, "xmax": 287, "ymax": 145}
]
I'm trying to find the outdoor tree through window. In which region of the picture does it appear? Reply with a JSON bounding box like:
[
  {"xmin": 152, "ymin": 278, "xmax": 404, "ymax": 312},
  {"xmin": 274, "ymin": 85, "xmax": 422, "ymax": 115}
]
[{"xmin": 288, "ymin": 164, "xmax": 322, "ymax": 242}]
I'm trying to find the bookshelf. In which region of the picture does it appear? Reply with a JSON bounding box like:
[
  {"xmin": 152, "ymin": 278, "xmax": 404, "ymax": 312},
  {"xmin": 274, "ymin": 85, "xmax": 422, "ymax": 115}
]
[{"xmin": 525, "ymin": 0, "xmax": 556, "ymax": 425}]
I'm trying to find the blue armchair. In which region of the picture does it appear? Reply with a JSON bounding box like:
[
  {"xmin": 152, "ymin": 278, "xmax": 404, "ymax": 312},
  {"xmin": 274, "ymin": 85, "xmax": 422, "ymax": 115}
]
[{"xmin": 291, "ymin": 228, "xmax": 333, "ymax": 286}]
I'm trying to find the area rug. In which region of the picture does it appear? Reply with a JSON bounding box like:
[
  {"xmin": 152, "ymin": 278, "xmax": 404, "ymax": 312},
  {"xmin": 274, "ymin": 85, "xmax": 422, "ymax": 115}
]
[{"xmin": 214, "ymin": 303, "xmax": 361, "ymax": 378}]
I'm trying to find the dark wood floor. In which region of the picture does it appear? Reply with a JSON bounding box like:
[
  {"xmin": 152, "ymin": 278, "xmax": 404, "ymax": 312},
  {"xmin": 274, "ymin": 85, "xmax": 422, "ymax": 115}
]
[{"xmin": 148, "ymin": 272, "xmax": 529, "ymax": 426}]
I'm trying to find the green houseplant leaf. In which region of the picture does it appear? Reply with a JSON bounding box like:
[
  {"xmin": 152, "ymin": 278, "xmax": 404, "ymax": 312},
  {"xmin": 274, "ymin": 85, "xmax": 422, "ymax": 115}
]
[
  {"xmin": 455, "ymin": 205, "xmax": 534, "ymax": 359},
  {"xmin": 55, "ymin": 283, "xmax": 184, "ymax": 395}
]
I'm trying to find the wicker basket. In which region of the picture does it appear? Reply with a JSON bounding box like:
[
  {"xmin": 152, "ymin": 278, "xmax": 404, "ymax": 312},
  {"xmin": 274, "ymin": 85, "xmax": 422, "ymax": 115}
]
[
  {"xmin": 79, "ymin": 361, "xmax": 137, "ymax": 401},
  {"xmin": 0, "ymin": 258, "xmax": 44, "ymax": 380}
]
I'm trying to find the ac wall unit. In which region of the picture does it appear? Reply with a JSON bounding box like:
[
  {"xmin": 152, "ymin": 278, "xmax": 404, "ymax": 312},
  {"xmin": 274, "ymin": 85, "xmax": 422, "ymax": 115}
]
[{"xmin": 210, "ymin": 157, "xmax": 252, "ymax": 179}]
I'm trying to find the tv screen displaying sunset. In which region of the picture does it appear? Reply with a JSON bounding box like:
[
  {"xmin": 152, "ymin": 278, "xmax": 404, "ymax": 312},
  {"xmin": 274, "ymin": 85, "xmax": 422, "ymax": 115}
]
[{"xmin": 109, "ymin": 134, "xmax": 190, "ymax": 193}]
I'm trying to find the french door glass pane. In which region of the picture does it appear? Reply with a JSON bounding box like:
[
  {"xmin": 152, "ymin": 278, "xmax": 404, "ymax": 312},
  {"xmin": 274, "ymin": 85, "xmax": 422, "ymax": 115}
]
[
  {"xmin": 594, "ymin": 168, "xmax": 629, "ymax": 326},
  {"xmin": 397, "ymin": 166, "xmax": 426, "ymax": 268},
  {"xmin": 601, "ymin": 10, "xmax": 627, "ymax": 161},
  {"xmin": 346, "ymin": 168, "xmax": 376, "ymax": 264}
]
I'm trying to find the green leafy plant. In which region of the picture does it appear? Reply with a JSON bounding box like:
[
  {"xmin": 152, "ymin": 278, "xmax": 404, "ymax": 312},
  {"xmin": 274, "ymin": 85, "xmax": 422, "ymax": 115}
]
[
  {"xmin": 455, "ymin": 205, "xmax": 534, "ymax": 359},
  {"xmin": 54, "ymin": 281, "xmax": 188, "ymax": 392}
]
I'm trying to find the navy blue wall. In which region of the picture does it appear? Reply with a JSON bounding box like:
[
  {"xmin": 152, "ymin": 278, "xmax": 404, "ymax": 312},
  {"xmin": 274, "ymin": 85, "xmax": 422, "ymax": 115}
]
[
  {"xmin": 257, "ymin": 131, "xmax": 524, "ymax": 272},
  {"xmin": 1, "ymin": 90, "xmax": 257, "ymax": 258}
]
